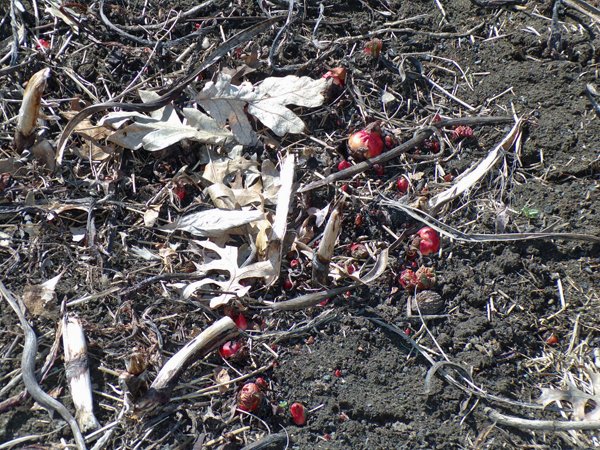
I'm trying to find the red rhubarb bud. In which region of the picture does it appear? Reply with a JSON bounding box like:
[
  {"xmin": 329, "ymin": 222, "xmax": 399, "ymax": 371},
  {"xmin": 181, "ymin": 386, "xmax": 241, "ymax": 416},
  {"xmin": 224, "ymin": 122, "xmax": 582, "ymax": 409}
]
[
  {"xmin": 348, "ymin": 129, "xmax": 384, "ymax": 161},
  {"xmin": 238, "ymin": 383, "xmax": 263, "ymax": 412},
  {"xmin": 323, "ymin": 67, "xmax": 347, "ymax": 87},
  {"xmin": 415, "ymin": 266, "xmax": 436, "ymax": 291},
  {"xmin": 416, "ymin": 227, "xmax": 440, "ymax": 256},
  {"xmin": 451, "ymin": 125, "xmax": 474, "ymax": 141},
  {"xmin": 350, "ymin": 243, "xmax": 369, "ymax": 259},
  {"xmin": 364, "ymin": 38, "xmax": 383, "ymax": 57},
  {"xmin": 399, "ymin": 269, "xmax": 418, "ymax": 291},
  {"xmin": 396, "ymin": 176, "xmax": 409, "ymax": 193},
  {"xmin": 290, "ymin": 402, "xmax": 307, "ymax": 425},
  {"xmin": 219, "ymin": 341, "xmax": 242, "ymax": 359},
  {"xmin": 337, "ymin": 159, "xmax": 352, "ymax": 171}
]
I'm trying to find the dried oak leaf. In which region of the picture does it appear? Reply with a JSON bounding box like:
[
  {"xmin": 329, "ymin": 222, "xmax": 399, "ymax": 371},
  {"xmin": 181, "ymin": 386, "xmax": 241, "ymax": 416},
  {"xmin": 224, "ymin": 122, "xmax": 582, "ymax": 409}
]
[
  {"xmin": 159, "ymin": 208, "xmax": 264, "ymax": 238},
  {"xmin": 196, "ymin": 73, "xmax": 329, "ymax": 145},
  {"xmin": 183, "ymin": 239, "xmax": 274, "ymax": 308},
  {"xmin": 538, "ymin": 373, "xmax": 600, "ymax": 421},
  {"xmin": 103, "ymin": 91, "xmax": 233, "ymax": 151}
]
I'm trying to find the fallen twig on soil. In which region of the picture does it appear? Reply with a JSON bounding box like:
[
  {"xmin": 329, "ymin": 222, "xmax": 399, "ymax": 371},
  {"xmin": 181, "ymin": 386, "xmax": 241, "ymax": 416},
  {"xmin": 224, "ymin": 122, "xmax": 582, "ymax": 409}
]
[
  {"xmin": 297, "ymin": 116, "xmax": 514, "ymax": 193},
  {"xmin": 0, "ymin": 283, "xmax": 87, "ymax": 450},
  {"xmin": 484, "ymin": 407, "xmax": 600, "ymax": 431},
  {"xmin": 381, "ymin": 200, "xmax": 600, "ymax": 244}
]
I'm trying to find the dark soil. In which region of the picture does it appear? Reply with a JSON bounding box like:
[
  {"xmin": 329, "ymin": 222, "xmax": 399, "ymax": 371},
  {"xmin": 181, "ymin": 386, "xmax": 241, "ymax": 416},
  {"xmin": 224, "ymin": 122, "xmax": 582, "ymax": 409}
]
[{"xmin": 1, "ymin": 0, "xmax": 599, "ymax": 449}]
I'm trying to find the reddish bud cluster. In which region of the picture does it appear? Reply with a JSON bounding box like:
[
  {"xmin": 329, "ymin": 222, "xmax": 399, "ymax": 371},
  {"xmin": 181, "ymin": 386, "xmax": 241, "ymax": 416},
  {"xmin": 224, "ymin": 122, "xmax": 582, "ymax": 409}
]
[
  {"xmin": 451, "ymin": 125, "xmax": 474, "ymax": 141},
  {"xmin": 364, "ymin": 38, "xmax": 383, "ymax": 57},
  {"xmin": 337, "ymin": 160, "xmax": 352, "ymax": 171},
  {"xmin": 323, "ymin": 67, "xmax": 347, "ymax": 87},
  {"xmin": 37, "ymin": 38, "xmax": 50, "ymax": 50},
  {"xmin": 290, "ymin": 402, "xmax": 307, "ymax": 425},
  {"xmin": 219, "ymin": 341, "xmax": 242, "ymax": 359},
  {"xmin": 348, "ymin": 129, "xmax": 384, "ymax": 161},
  {"xmin": 422, "ymin": 138, "xmax": 440, "ymax": 153},
  {"xmin": 349, "ymin": 243, "xmax": 369, "ymax": 259},
  {"xmin": 399, "ymin": 266, "xmax": 437, "ymax": 291},
  {"xmin": 238, "ymin": 383, "xmax": 263, "ymax": 412},
  {"xmin": 416, "ymin": 227, "xmax": 440, "ymax": 256},
  {"xmin": 396, "ymin": 176, "xmax": 409, "ymax": 193}
]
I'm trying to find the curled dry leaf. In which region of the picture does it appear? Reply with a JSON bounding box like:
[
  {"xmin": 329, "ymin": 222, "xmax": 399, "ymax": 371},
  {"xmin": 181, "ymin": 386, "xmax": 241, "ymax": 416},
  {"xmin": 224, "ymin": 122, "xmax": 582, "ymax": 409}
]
[
  {"xmin": 214, "ymin": 368, "xmax": 231, "ymax": 394},
  {"xmin": 22, "ymin": 273, "xmax": 62, "ymax": 319},
  {"xmin": 203, "ymin": 156, "xmax": 282, "ymax": 207},
  {"xmin": 61, "ymin": 111, "xmax": 114, "ymax": 161},
  {"xmin": 344, "ymin": 248, "xmax": 389, "ymax": 285},
  {"xmin": 196, "ymin": 73, "xmax": 329, "ymax": 145}
]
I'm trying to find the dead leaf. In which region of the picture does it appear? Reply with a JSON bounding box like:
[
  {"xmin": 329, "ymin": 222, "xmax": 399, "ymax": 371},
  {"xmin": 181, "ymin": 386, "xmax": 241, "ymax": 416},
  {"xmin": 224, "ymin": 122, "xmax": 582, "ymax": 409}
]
[
  {"xmin": 160, "ymin": 209, "xmax": 264, "ymax": 238},
  {"xmin": 61, "ymin": 111, "xmax": 114, "ymax": 161},
  {"xmin": 144, "ymin": 205, "xmax": 160, "ymax": 227},
  {"xmin": 203, "ymin": 155, "xmax": 283, "ymax": 207},
  {"xmin": 538, "ymin": 373, "xmax": 600, "ymax": 421},
  {"xmin": 22, "ymin": 273, "xmax": 62, "ymax": 319},
  {"xmin": 214, "ymin": 367, "xmax": 231, "ymax": 394},
  {"xmin": 103, "ymin": 91, "xmax": 233, "ymax": 151},
  {"xmin": 196, "ymin": 73, "xmax": 329, "ymax": 145},
  {"xmin": 182, "ymin": 240, "xmax": 274, "ymax": 308}
]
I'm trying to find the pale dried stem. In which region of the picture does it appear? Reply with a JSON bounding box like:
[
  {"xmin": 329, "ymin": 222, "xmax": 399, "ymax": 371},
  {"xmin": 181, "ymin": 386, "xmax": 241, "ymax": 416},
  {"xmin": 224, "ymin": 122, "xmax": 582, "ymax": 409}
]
[
  {"xmin": 62, "ymin": 314, "xmax": 100, "ymax": 432},
  {"xmin": 14, "ymin": 68, "xmax": 50, "ymax": 152},
  {"xmin": 312, "ymin": 200, "xmax": 344, "ymax": 286},
  {"xmin": 484, "ymin": 407, "xmax": 600, "ymax": 431},
  {"xmin": 136, "ymin": 317, "xmax": 239, "ymax": 411},
  {"xmin": 265, "ymin": 153, "xmax": 295, "ymax": 285},
  {"xmin": 427, "ymin": 118, "xmax": 523, "ymax": 212}
]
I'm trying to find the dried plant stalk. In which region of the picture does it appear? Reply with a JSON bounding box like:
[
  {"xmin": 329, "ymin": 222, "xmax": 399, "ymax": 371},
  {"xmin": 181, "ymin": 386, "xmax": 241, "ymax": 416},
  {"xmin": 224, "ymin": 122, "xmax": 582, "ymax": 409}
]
[
  {"xmin": 427, "ymin": 119, "xmax": 523, "ymax": 212},
  {"xmin": 312, "ymin": 200, "xmax": 344, "ymax": 286},
  {"xmin": 62, "ymin": 314, "xmax": 100, "ymax": 432},
  {"xmin": 266, "ymin": 153, "xmax": 295, "ymax": 285},
  {"xmin": 15, "ymin": 68, "xmax": 50, "ymax": 152},
  {"xmin": 136, "ymin": 317, "xmax": 239, "ymax": 412}
]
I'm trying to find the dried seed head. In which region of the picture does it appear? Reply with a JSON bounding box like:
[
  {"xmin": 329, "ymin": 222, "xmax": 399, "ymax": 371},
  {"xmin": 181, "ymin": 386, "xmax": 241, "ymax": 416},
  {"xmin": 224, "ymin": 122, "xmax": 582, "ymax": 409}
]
[{"xmin": 410, "ymin": 291, "xmax": 444, "ymax": 315}]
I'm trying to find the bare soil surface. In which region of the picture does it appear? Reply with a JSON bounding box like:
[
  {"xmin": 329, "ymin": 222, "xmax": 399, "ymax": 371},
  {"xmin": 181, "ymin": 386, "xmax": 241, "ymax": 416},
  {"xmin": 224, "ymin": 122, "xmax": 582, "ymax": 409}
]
[{"xmin": 1, "ymin": 0, "xmax": 599, "ymax": 449}]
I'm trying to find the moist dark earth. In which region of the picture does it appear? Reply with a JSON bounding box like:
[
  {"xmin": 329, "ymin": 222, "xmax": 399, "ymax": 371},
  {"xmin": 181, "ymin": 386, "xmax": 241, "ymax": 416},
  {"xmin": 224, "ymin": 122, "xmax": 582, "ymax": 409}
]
[{"xmin": 1, "ymin": 0, "xmax": 599, "ymax": 449}]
